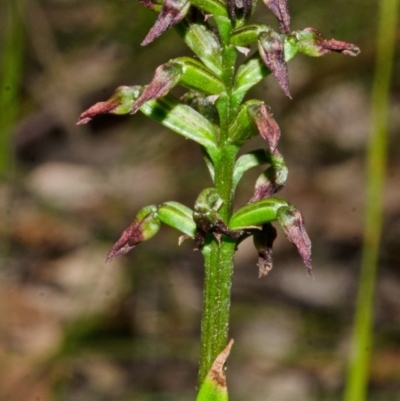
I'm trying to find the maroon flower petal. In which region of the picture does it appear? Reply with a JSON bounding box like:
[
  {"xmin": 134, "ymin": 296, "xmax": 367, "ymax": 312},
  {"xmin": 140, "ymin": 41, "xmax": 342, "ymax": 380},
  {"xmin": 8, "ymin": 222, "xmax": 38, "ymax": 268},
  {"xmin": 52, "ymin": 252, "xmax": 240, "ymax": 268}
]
[
  {"xmin": 253, "ymin": 223, "xmax": 277, "ymax": 277},
  {"xmin": 106, "ymin": 206, "xmax": 161, "ymax": 262},
  {"xmin": 77, "ymin": 86, "xmax": 141, "ymax": 124},
  {"xmin": 131, "ymin": 62, "xmax": 182, "ymax": 113},
  {"xmin": 248, "ymin": 103, "xmax": 281, "ymax": 151},
  {"xmin": 141, "ymin": 0, "xmax": 190, "ymax": 46},
  {"xmin": 296, "ymin": 28, "xmax": 360, "ymax": 57},
  {"xmin": 277, "ymin": 206, "xmax": 312, "ymax": 276},
  {"xmin": 263, "ymin": 0, "xmax": 290, "ymax": 33},
  {"xmin": 258, "ymin": 30, "xmax": 291, "ymax": 98}
]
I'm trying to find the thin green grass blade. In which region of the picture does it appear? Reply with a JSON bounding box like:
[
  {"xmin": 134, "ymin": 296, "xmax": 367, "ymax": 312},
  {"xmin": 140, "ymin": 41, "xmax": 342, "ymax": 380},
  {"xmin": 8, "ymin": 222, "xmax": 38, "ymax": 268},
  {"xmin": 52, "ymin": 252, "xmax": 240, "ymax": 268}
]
[
  {"xmin": 0, "ymin": 1, "xmax": 25, "ymax": 177},
  {"xmin": 344, "ymin": 0, "xmax": 400, "ymax": 400}
]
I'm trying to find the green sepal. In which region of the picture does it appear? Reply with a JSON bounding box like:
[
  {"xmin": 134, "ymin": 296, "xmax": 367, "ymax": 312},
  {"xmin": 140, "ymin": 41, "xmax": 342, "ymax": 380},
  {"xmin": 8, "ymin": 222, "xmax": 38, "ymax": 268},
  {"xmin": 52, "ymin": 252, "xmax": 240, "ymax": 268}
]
[
  {"xmin": 157, "ymin": 201, "xmax": 197, "ymax": 238},
  {"xmin": 175, "ymin": 57, "xmax": 225, "ymax": 94},
  {"xmin": 230, "ymin": 24, "xmax": 270, "ymax": 47},
  {"xmin": 194, "ymin": 187, "xmax": 223, "ymax": 217},
  {"xmin": 189, "ymin": 0, "xmax": 228, "ymax": 17},
  {"xmin": 233, "ymin": 149, "xmax": 273, "ymax": 189},
  {"xmin": 227, "ymin": 100, "xmax": 262, "ymax": 145},
  {"xmin": 196, "ymin": 340, "xmax": 233, "ymax": 401},
  {"xmin": 229, "ymin": 198, "xmax": 288, "ymax": 230},
  {"xmin": 139, "ymin": 94, "xmax": 219, "ymax": 158},
  {"xmin": 176, "ymin": 21, "xmax": 223, "ymax": 76}
]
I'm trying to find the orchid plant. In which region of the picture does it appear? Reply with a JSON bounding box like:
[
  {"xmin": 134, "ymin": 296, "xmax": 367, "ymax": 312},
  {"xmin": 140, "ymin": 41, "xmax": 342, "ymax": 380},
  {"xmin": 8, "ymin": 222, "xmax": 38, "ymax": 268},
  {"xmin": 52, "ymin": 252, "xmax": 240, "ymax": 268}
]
[{"xmin": 78, "ymin": 0, "xmax": 359, "ymax": 398}]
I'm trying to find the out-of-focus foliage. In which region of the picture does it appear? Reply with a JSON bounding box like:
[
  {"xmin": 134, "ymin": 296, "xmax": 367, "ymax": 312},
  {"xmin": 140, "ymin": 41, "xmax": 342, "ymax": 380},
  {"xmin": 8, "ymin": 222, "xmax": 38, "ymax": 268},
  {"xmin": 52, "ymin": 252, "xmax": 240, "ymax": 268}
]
[{"xmin": 0, "ymin": 0, "xmax": 399, "ymax": 400}]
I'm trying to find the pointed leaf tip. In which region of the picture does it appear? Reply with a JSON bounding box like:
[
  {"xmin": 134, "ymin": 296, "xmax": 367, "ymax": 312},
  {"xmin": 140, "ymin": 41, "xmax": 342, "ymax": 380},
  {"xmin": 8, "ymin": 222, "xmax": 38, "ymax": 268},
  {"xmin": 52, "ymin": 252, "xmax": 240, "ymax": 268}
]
[
  {"xmin": 277, "ymin": 206, "xmax": 312, "ymax": 276},
  {"xmin": 131, "ymin": 62, "xmax": 182, "ymax": 114},
  {"xmin": 141, "ymin": 0, "xmax": 190, "ymax": 46},
  {"xmin": 106, "ymin": 206, "xmax": 161, "ymax": 262},
  {"xmin": 263, "ymin": 0, "xmax": 290, "ymax": 33},
  {"xmin": 296, "ymin": 28, "xmax": 360, "ymax": 58},
  {"xmin": 258, "ymin": 31, "xmax": 291, "ymax": 98},
  {"xmin": 77, "ymin": 100, "xmax": 119, "ymax": 125},
  {"xmin": 248, "ymin": 103, "xmax": 281, "ymax": 151},
  {"xmin": 77, "ymin": 86, "xmax": 142, "ymax": 124},
  {"xmin": 197, "ymin": 340, "xmax": 234, "ymax": 401}
]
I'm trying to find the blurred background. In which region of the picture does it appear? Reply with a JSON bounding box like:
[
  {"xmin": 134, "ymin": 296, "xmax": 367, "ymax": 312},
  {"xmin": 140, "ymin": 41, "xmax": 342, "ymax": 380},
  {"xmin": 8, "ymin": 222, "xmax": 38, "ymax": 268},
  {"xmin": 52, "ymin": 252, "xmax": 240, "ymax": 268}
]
[{"xmin": 0, "ymin": 0, "xmax": 399, "ymax": 400}]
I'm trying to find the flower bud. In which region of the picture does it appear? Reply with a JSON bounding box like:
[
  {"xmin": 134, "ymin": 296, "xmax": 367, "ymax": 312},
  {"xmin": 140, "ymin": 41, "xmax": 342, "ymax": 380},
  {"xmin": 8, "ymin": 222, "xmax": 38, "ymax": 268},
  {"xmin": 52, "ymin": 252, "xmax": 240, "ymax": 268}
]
[
  {"xmin": 106, "ymin": 205, "xmax": 161, "ymax": 261},
  {"xmin": 295, "ymin": 27, "xmax": 361, "ymax": 57}
]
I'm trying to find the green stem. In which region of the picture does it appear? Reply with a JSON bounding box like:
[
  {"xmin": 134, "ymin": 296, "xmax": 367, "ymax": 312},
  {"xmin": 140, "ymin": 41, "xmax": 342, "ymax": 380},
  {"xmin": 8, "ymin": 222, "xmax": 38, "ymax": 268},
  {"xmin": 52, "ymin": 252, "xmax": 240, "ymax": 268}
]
[
  {"xmin": 198, "ymin": 17, "xmax": 239, "ymax": 385},
  {"xmin": 0, "ymin": 0, "xmax": 25, "ymax": 177},
  {"xmin": 344, "ymin": 0, "xmax": 399, "ymax": 400}
]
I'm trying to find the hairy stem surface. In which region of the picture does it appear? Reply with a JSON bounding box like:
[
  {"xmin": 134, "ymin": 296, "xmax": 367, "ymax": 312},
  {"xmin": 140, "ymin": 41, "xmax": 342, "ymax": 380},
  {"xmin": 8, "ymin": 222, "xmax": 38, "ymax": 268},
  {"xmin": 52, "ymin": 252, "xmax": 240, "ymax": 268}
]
[{"xmin": 198, "ymin": 17, "xmax": 239, "ymax": 385}]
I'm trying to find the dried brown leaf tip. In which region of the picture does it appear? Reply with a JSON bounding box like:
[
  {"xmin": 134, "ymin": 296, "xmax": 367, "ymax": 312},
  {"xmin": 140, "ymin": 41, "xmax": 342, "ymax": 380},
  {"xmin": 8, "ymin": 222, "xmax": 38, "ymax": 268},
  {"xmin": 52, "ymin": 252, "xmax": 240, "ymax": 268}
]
[
  {"xmin": 296, "ymin": 27, "xmax": 361, "ymax": 57},
  {"xmin": 209, "ymin": 339, "xmax": 234, "ymax": 390},
  {"xmin": 141, "ymin": 0, "xmax": 191, "ymax": 46},
  {"xmin": 263, "ymin": 0, "xmax": 290, "ymax": 33},
  {"xmin": 253, "ymin": 223, "xmax": 277, "ymax": 277},
  {"xmin": 277, "ymin": 206, "xmax": 312, "ymax": 276},
  {"xmin": 258, "ymin": 30, "xmax": 291, "ymax": 98},
  {"xmin": 106, "ymin": 206, "xmax": 161, "ymax": 262},
  {"xmin": 131, "ymin": 62, "xmax": 182, "ymax": 114},
  {"xmin": 248, "ymin": 103, "xmax": 281, "ymax": 151}
]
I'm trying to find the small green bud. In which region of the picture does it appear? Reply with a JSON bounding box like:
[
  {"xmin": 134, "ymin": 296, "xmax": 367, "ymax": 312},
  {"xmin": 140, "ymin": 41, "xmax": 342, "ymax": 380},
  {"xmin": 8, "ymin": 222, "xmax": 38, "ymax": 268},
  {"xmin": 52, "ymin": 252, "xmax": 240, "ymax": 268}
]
[{"xmin": 176, "ymin": 21, "xmax": 223, "ymax": 76}]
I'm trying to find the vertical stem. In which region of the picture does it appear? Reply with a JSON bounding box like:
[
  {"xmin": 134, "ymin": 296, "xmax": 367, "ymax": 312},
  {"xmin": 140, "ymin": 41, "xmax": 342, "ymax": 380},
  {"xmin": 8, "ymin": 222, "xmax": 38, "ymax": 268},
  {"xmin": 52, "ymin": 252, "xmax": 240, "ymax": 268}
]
[
  {"xmin": 344, "ymin": 0, "xmax": 399, "ymax": 400},
  {"xmin": 198, "ymin": 16, "xmax": 239, "ymax": 385},
  {"xmin": 0, "ymin": 0, "xmax": 25, "ymax": 177}
]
